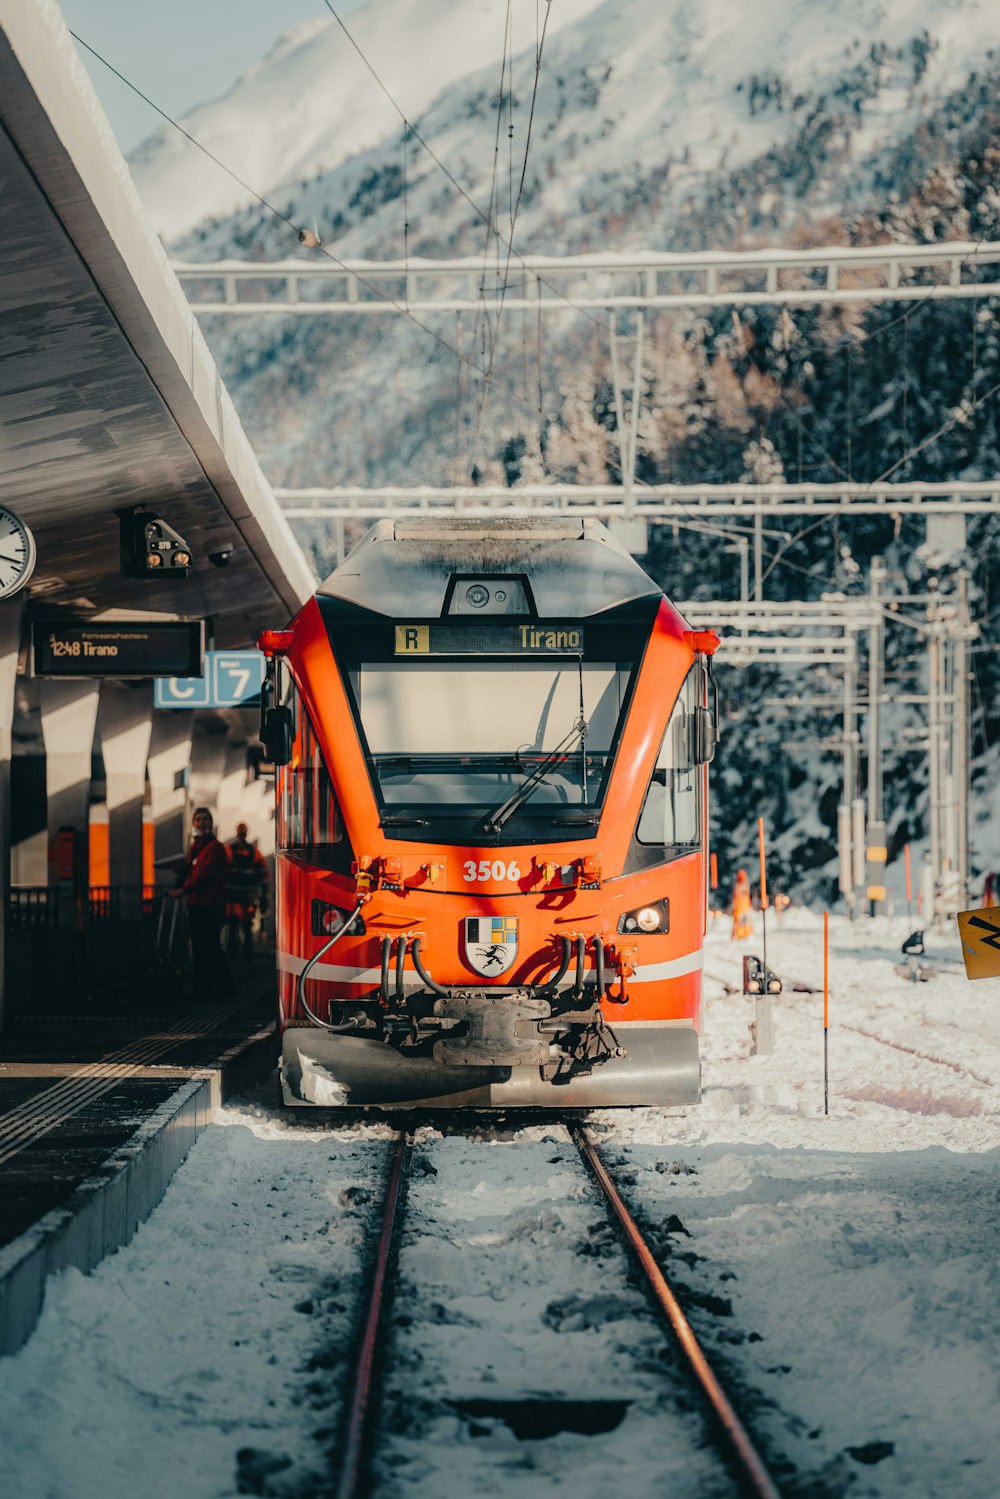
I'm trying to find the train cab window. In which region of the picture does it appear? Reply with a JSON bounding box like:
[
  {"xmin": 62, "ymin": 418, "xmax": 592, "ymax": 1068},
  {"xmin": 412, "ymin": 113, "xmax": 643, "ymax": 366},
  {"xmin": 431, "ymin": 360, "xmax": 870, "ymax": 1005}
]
[
  {"xmin": 351, "ymin": 660, "xmax": 628, "ymax": 807},
  {"xmin": 636, "ymin": 665, "xmax": 704, "ymax": 850},
  {"xmin": 326, "ymin": 611, "xmax": 650, "ymax": 844},
  {"xmin": 276, "ymin": 680, "xmax": 343, "ymax": 852}
]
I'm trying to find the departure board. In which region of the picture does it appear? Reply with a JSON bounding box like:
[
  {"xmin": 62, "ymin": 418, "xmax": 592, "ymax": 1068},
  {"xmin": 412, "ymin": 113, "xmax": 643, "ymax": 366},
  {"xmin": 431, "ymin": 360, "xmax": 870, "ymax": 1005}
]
[{"xmin": 33, "ymin": 619, "xmax": 205, "ymax": 678}]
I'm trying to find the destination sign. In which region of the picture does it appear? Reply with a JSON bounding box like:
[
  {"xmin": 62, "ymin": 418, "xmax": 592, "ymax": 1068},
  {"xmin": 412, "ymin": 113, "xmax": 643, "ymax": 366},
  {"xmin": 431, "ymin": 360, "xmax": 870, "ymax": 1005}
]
[
  {"xmin": 394, "ymin": 624, "xmax": 584, "ymax": 656},
  {"xmin": 33, "ymin": 619, "xmax": 204, "ymax": 679}
]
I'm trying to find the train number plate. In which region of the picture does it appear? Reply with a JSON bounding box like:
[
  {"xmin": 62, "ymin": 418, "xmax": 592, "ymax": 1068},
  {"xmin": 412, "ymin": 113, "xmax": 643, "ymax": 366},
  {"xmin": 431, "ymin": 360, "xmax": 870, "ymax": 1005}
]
[{"xmin": 463, "ymin": 859, "xmax": 521, "ymax": 882}]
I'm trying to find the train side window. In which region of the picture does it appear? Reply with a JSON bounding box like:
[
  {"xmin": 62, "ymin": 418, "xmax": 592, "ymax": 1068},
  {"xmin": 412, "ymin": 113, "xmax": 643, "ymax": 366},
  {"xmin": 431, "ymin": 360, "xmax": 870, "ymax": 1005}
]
[
  {"xmin": 276, "ymin": 681, "xmax": 342, "ymax": 851},
  {"xmin": 636, "ymin": 665, "xmax": 703, "ymax": 848}
]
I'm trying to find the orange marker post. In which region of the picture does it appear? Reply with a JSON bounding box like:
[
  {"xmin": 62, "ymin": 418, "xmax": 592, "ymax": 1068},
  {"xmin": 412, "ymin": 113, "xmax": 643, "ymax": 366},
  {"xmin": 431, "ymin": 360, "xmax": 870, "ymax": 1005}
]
[
  {"xmin": 823, "ymin": 910, "xmax": 830, "ymax": 1116},
  {"xmin": 710, "ymin": 851, "xmax": 719, "ymax": 891}
]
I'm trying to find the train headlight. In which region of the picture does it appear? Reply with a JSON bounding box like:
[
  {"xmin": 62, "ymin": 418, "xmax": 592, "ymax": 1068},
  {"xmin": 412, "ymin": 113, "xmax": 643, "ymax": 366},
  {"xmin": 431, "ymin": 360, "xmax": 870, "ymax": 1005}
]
[
  {"xmin": 465, "ymin": 583, "xmax": 490, "ymax": 608},
  {"xmin": 617, "ymin": 899, "xmax": 669, "ymax": 935},
  {"xmin": 312, "ymin": 899, "xmax": 366, "ymax": 937}
]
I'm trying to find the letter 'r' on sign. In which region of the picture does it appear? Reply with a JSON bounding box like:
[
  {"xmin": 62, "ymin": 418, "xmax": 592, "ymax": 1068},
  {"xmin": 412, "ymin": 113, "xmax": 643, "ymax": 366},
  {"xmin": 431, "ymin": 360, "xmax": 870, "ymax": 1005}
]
[
  {"xmin": 395, "ymin": 625, "xmax": 429, "ymax": 654},
  {"xmin": 957, "ymin": 907, "xmax": 1000, "ymax": 981}
]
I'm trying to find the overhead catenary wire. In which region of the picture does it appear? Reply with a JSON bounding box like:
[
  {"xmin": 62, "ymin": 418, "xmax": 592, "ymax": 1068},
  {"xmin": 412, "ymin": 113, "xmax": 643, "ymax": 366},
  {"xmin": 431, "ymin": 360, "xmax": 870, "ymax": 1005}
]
[
  {"xmin": 729, "ymin": 214, "xmax": 1000, "ymax": 587},
  {"xmin": 317, "ymin": 1, "xmax": 604, "ymax": 334},
  {"xmin": 472, "ymin": 0, "xmax": 554, "ymax": 466},
  {"xmin": 71, "ymin": 21, "xmax": 710, "ymax": 529},
  {"xmin": 870, "ymin": 377, "xmax": 1000, "ymax": 486},
  {"xmin": 68, "ymin": 30, "xmax": 495, "ymax": 388},
  {"xmin": 759, "ymin": 375, "xmax": 1000, "ymax": 589},
  {"xmin": 75, "ymin": 6, "xmax": 616, "ymax": 490},
  {"xmin": 470, "ymin": 0, "xmax": 516, "ymax": 427}
]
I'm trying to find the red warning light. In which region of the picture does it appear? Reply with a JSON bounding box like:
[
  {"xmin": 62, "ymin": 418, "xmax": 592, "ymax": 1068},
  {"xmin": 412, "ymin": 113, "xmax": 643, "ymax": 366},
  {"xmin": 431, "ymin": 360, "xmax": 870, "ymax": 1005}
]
[
  {"xmin": 257, "ymin": 629, "xmax": 294, "ymax": 657},
  {"xmin": 683, "ymin": 629, "xmax": 720, "ymax": 655}
]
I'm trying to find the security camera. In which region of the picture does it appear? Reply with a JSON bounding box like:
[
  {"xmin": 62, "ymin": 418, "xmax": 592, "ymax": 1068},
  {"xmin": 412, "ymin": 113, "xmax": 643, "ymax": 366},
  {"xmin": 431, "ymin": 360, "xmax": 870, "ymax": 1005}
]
[{"xmin": 208, "ymin": 547, "xmax": 234, "ymax": 569}]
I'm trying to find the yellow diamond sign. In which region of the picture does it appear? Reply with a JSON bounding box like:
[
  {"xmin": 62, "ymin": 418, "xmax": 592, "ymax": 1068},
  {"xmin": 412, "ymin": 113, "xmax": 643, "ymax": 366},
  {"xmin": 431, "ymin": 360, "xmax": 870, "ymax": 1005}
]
[{"xmin": 957, "ymin": 907, "xmax": 1000, "ymax": 981}]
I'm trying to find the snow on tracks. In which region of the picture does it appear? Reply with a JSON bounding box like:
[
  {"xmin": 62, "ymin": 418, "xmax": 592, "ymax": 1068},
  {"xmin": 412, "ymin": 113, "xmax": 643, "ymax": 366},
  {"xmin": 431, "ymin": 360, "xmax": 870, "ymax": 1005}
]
[{"xmin": 0, "ymin": 1101, "xmax": 396, "ymax": 1499}]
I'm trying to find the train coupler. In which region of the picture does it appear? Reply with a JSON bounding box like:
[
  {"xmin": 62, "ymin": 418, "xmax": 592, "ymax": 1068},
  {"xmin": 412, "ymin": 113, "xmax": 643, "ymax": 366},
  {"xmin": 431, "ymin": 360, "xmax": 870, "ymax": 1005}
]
[{"xmin": 431, "ymin": 990, "xmax": 552, "ymax": 1067}]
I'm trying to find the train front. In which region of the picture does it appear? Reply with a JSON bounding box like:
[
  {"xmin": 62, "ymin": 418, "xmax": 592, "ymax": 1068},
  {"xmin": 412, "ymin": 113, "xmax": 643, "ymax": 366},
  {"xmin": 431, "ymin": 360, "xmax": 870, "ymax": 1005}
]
[{"xmin": 262, "ymin": 518, "xmax": 719, "ymax": 1108}]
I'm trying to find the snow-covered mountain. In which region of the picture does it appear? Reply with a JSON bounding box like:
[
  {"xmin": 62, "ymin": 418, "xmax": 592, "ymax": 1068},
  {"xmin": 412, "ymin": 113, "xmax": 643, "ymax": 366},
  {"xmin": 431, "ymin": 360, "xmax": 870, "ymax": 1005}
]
[
  {"xmin": 133, "ymin": 0, "xmax": 996, "ymax": 251},
  {"xmin": 129, "ymin": 0, "xmax": 605, "ymax": 242}
]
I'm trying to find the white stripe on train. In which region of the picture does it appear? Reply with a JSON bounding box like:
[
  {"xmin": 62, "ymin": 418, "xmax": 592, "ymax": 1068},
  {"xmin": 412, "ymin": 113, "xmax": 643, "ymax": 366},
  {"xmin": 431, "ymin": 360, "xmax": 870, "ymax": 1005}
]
[{"xmin": 276, "ymin": 950, "xmax": 703, "ymax": 985}]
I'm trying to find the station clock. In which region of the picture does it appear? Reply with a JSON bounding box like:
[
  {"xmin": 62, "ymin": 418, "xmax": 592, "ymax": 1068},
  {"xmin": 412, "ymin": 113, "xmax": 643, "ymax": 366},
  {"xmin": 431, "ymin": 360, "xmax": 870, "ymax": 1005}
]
[{"xmin": 0, "ymin": 506, "xmax": 37, "ymax": 599}]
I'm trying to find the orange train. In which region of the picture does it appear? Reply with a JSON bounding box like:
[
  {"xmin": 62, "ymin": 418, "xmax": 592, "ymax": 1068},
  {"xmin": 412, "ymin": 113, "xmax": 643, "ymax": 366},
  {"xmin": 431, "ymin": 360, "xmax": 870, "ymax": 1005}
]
[{"xmin": 258, "ymin": 518, "xmax": 719, "ymax": 1108}]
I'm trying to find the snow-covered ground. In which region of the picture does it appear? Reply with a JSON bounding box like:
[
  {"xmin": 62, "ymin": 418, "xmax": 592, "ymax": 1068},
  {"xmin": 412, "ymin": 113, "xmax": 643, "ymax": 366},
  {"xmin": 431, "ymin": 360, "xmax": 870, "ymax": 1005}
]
[
  {"xmin": 1, "ymin": 911, "xmax": 998, "ymax": 1497},
  {"xmin": 377, "ymin": 1134, "xmax": 731, "ymax": 1498}
]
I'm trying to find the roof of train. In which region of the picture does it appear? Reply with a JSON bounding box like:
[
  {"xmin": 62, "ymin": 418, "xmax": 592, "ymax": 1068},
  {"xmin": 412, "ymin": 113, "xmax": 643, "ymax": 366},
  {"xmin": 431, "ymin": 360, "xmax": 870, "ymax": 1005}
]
[{"xmin": 317, "ymin": 517, "xmax": 663, "ymax": 619}]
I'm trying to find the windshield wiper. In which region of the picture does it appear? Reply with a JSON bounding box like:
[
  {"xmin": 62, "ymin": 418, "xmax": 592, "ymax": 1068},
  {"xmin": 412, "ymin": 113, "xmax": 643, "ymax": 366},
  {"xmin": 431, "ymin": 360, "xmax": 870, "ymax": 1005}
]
[
  {"xmin": 380, "ymin": 811, "xmax": 430, "ymax": 827},
  {"xmin": 482, "ymin": 717, "xmax": 588, "ymax": 833}
]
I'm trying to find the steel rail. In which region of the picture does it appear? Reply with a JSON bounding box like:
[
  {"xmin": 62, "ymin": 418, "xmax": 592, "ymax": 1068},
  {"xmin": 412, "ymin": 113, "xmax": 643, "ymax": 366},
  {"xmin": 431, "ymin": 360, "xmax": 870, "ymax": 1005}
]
[
  {"xmin": 569, "ymin": 1123, "xmax": 782, "ymax": 1499},
  {"xmin": 335, "ymin": 1130, "xmax": 411, "ymax": 1499}
]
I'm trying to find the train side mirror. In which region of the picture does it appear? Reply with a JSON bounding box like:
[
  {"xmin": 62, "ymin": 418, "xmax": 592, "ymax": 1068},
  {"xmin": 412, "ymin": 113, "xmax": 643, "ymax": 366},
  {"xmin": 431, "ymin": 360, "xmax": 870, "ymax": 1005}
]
[
  {"xmin": 261, "ymin": 705, "xmax": 293, "ymax": 766},
  {"xmin": 692, "ymin": 706, "xmax": 716, "ymax": 765}
]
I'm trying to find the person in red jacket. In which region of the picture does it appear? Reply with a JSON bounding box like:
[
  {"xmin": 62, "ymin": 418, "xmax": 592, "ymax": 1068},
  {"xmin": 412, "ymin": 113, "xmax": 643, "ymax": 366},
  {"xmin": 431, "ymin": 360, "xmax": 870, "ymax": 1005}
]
[
  {"xmin": 225, "ymin": 822, "xmax": 270, "ymax": 959},
  {"xmin": 170, "ymin": 807, "xmax": 236, "ymax": 999}
]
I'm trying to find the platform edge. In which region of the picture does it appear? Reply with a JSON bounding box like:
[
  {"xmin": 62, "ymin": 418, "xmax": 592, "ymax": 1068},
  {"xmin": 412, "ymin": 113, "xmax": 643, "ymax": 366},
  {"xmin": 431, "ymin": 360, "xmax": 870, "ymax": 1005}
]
[{"xmin": 0, "ymin": 1023, "xmax": 275, "ymax": 1357}]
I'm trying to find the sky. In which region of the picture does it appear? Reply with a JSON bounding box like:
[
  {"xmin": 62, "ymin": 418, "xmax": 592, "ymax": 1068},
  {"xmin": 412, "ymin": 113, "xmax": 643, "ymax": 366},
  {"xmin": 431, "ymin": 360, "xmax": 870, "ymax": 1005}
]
[{"xmin": 62, "ymin": 0, "xmax": 364, "ymax": 155}]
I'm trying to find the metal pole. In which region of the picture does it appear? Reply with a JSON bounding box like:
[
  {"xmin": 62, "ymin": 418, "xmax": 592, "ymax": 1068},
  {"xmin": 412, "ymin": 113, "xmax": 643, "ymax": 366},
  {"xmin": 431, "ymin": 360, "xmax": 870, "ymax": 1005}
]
[
  {"xmin": 823, "ymin": 910, "xmax": 829, "ymax": 1116},
  {"xmin": 626, "ymin": 313, "xmax": 644, "ymax": 520},
  {"xmin": 955, "ymin": 570, "xmax": 970, "ymax": 908},
  {"xmin": 837, "ymin": 803, "xmax": 853, "ymax": 914},
  {"xmin": 867, "ymin": 558, "xmax": 885, "ymax": 829},
  {"xmin": 738, "ymin": 537, "xmax": 750, "ymax": 614},
  {"xmin": 753, "ymin": 511, "xmax": 764, "ymax": 603},
  {"xmin": 842, "ymin": 636, "xmax": 857, "ymax": 918},
  {"xmin": 865, "ymin": 558, "xmax": 887, "ymax": 915},
  {"xmin": 927, "ymin": 591, "xmax": 942, "ymax": 927}
]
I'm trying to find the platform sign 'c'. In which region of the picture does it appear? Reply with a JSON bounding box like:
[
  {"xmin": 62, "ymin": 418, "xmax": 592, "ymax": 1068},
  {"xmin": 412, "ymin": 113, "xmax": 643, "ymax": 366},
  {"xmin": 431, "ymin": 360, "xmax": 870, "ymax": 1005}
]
[{"xmin": 957, "ymin": 907, "xmax": 1000, "ymax": 981}]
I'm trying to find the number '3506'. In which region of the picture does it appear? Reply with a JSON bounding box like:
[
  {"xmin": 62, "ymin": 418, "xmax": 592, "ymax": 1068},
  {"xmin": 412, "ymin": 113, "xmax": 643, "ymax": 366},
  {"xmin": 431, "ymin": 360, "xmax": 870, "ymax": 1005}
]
[{"xmin": 463, "ymin": 859, "xmax": 521, "ymax": 882}]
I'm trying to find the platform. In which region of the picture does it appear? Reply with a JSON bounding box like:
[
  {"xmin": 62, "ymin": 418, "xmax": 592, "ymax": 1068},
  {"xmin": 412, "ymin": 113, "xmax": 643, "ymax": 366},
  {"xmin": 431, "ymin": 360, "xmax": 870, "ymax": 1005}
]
[{"xmin": 0, "ymin": 969, "xmax": 276, "ymax": 1355}]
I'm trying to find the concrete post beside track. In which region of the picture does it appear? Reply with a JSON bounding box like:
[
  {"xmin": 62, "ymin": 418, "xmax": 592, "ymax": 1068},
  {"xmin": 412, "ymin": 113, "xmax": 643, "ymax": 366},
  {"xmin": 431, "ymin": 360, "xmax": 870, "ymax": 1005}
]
[
  {"xmin": 98, "ymin": 682, "xmax": 153, "ymax": 921},
  {"xmin": 147, "ymin": 714, "xmax": 193, "ymax": 870},
  {"xmin": 0, "ymin": 596, "xmax": 24, "ymax": 1032},
  {"xmin": 38, "ymin": 680, "xmax": 99, "ymax": 901}
]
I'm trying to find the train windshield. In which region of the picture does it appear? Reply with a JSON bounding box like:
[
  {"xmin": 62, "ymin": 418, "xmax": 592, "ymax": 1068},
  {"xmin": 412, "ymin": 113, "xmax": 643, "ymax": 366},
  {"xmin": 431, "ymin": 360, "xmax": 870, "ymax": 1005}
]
[{"xmin": 334, "ymin": 616, "xmax": 647, "ymax": 843}]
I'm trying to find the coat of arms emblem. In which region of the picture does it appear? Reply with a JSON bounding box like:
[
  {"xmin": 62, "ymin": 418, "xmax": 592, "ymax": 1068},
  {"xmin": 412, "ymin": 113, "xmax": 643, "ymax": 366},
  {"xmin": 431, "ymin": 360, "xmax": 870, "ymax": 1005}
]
[{"xmin": 464, "ymin": 916, "xmax": 518, "ymax": 977}]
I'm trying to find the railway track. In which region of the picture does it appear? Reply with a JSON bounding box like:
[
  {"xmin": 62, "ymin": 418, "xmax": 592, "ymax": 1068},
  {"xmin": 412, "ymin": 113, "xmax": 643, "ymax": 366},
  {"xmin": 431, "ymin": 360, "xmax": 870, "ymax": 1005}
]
[{"xmin": 331, "ymin": 1122, "xmax": 783, "ymax": 1499}]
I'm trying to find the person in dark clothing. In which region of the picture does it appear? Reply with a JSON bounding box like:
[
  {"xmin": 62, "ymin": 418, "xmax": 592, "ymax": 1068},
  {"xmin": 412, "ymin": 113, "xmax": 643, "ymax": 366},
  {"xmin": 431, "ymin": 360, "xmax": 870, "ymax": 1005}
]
[
  {"xmin": 171, "ymin": 807, "xmax": 236, "ymax": 999},
  {"xmin": 225, "ymin": 822, "xmax": 270, "ymax": 958}
]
